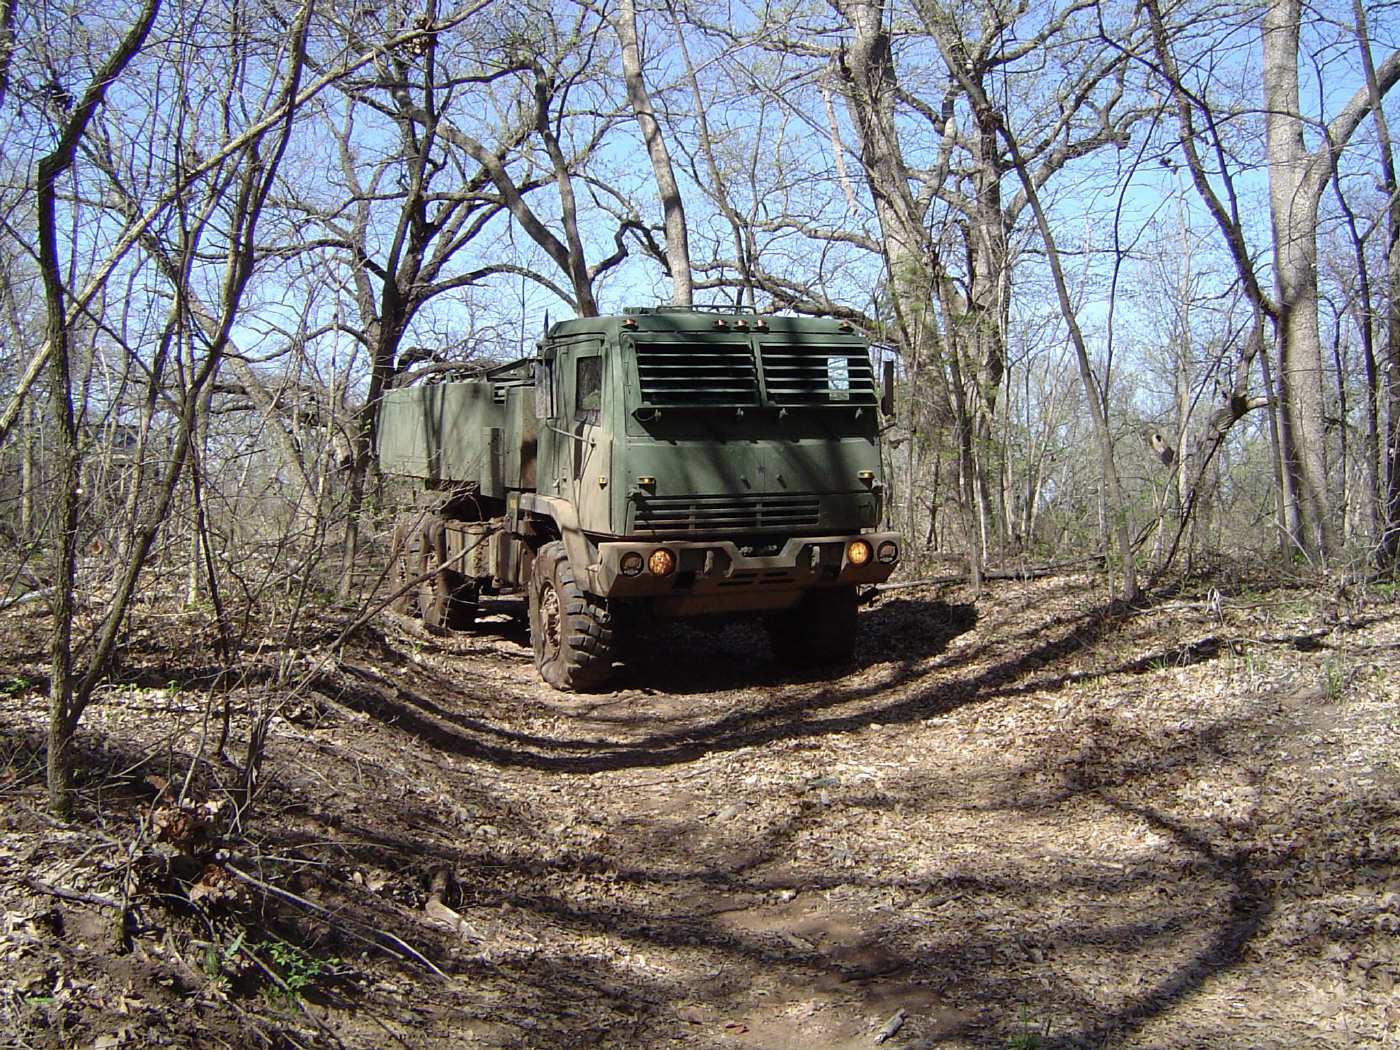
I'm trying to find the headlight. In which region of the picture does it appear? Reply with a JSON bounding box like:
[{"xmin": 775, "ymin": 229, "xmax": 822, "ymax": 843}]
[
  {"xmin": 846, "ymin": 540, "xmax": 872, "ymax": 566},
  {"xmin": 620, "ymin": 552, "xmax": 644, "ymax": 576},
  {"xmin": 647, "ymin": 548, "xmax": 676, "ymax": 576},
  {"xmin": 877, "ymin": 540, "xmax": 898, "ymax": 564}
]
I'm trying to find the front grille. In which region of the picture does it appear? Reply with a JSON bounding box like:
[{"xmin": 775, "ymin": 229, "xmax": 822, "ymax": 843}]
[
  {"xmin": 633, "ymin": 493, "xmax": 821, "ymax": 535},
  {"xmin": 635, "ymin": 341, "xmax": 758, "ymax": 406},
  {"xmin": 759, "ymin": 344, "xmax": 877, "ymax": 406}
]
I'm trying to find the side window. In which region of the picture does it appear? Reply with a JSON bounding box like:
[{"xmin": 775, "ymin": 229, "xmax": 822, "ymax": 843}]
[{"xmin": 575, "ymin": 355, "xmax": 602, "ymax": 424}]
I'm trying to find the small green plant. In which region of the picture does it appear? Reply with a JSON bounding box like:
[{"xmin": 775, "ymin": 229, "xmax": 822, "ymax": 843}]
[
  {"xmin": 202, "ymin": 930, "xmax": 244, "ymax": 978},
  {"xmin": 1230, "ymin": 643, "xmax": 1260, "ymax": 684},
  {"xmin": 0, "ymin": 676, "xmax": 34, "ymax": 696},
  {"xmin": 1321, "ymin": 658, "xmax": 1347, "ymax": 701},
  {"xmin": 1146, "ymin": 655, "xmax": 1170, "ymax": 673},
  {"xmin": 261, "ymin": 937, "xmax": 341, "ymax": 1005},
  {"xmin": 1007, "ymin": 1006, "xmax": 1048, "ymax": 1049}
]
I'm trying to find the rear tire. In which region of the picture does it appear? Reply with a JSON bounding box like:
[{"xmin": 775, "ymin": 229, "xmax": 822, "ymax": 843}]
[
  {"xmin": 765, "ymin": 586, "xmax": 859, "ymax": 667},
  {"xmin": 529, "ymin": 541, "xmax": 614, "ymax": 691},
  {"xmin": 389, "ymin": 522, "xmax": 420, "ymax": 616},
  {"xmin": 417, "ymin": 519, "xmax": 477, "ymax": 631}
]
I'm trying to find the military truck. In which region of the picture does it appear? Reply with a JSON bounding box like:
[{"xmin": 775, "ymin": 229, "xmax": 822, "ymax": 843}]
[{"xmin": 375, "ymin": 307, "xmax": 901, "ymax": 690}]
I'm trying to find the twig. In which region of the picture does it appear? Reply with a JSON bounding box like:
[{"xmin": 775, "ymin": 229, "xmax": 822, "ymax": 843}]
[
  {"xmin": 874, "ymin": 1007, "xmax": 907, "ymax": 1043},
  {"xmin": 26, "ymin": 876, "xmax": 121, "ymax": 910}
]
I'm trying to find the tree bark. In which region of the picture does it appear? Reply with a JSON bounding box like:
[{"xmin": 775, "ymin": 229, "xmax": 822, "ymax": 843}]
[
  {"xmin": 1261, "ymin": 0, "xmax": 1400, "ymax": 561},
  {"xmin": 616, "ymin": 0, "xmax": 692, "ymax": 306},
  {"xmin": 1353, "ymin": 0, "xmax": 1400, "ymax": 564},
  {"xmin": 1262, "ymin": 0, "xmax": 1334, "ymax": 559},
  {"xmin": 833, "ymin": 0, "xmax": 930, "ymax": 354}
]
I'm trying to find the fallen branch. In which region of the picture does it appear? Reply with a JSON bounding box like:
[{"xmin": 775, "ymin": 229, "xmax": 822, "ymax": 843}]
[
  {"xmin": 425, "ymin": 867, "xmax": 486, "ymax": 943},
  {"xmin": 223, "ymin": 861, "xmax": 451, "ymax": 982},
  {"xmin": 874, "ymin": 1007, "xmax": 907, "ymax": 1043},
  {"xmin": 26, "ymin": 876, "xmax": 121, "ymax": 910},
  {"xmin": 0, "ymin": 587, "xmax": 53, "ymax": 612}
]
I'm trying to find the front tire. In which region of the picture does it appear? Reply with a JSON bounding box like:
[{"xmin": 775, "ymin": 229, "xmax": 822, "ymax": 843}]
[
  {"xmin": 529, "ymin": 541, "xmax": 614, "ymax": 691},
  {"xmin": 765, "ymin": 586, "xmax": 859, "ymax": 667}
]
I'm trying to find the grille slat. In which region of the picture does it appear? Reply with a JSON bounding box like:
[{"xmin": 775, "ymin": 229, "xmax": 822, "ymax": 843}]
[
  {"xmin": 636, "ymin": 343, "xmax": 758, "ymax": 406},
  {"xmin": 632, "ymin": 340, "xmax": 876, "ymax": 408},
  {"xmin": 760, "ymin": 346, "xmax": 877, "ymax": 406},
  {"xmin": 634, "ymin": 494, "xmax": 821, "ymax": 535}
]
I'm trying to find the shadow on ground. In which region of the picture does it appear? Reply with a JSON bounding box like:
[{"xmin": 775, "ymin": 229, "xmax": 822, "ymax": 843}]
[
  {"xmin": 246, "ymin": 667, "xmax": 1334, "ymax": 1049},
  {"xmin": 10, "ymin": 579, "xmax": 1394, "ymax": 1048}
]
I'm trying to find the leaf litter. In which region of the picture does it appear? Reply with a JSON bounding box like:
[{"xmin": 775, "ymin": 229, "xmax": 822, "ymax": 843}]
[{"xmin": 0, "ymin": 575, "xmax": 1396, "ymax": 1048}]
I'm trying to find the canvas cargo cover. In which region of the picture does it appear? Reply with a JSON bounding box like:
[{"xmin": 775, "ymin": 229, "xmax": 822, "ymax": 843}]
[{"xmin": 376, "ymin": 382, "xmax": 503, "ymax": 486}]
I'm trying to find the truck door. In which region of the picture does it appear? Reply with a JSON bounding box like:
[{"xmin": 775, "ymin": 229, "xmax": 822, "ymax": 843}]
[
  {"xmin": 540, "ymin": 341, "xmax": 610, "ymax": 532},
  {"xmin": 568, "ymin": 348, "xmax": 611, "ymax": 532}
]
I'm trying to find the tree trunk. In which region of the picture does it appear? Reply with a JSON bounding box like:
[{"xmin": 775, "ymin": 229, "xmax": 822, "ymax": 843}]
[
  {"xmin": 616, "ymin": 0, "xmax": 692, "ymax": 306},
  {"xmin": 19, "ymin": 399, "xmax": 36, "ymax": 541},
  {"xmin": 35, "ymin": 0, "xmax": 160, "ymax": 817},
  {"xmin": 1354, "ymin": 0, "xmax": 1400, "ymax": 564},
  {"xmin": 1263, "ymin": 0, "xmax": 1335, "ymax": 559},
  {"xmin": 834, "ymin": 0, "xmax": 935, "ymax": 365}
]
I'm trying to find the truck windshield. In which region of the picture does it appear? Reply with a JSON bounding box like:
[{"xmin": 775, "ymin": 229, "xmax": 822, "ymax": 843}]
[{"xmin": 631, "ymin": 338, "xmax": 877, "ymax": 410}]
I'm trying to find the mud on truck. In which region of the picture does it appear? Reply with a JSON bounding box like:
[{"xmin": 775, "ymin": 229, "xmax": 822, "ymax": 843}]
[{"xmin": 375, "ymin": 307, "xmax": 901, "ymax": 691}]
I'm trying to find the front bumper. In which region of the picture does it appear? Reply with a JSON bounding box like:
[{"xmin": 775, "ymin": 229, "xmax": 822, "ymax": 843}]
[{"xmin": 585, "ymin": 532, "xmax": 900, "ymax": 607}]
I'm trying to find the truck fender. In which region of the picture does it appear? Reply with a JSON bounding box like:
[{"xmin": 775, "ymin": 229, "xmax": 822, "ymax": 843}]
[{"xmin": 518, "ymin": 493, "xmax": 594, "ymax": 590}]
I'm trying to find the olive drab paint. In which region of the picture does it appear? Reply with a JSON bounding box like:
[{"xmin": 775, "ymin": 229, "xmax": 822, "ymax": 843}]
[{"xmin": 376, "ymin": 308, "xmax": 901, "ymax": 691}]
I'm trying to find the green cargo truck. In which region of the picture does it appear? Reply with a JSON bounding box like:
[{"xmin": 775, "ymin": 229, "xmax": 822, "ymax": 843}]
[{"xmin": 376, "ymin": 307, "xmax": 901, "ymax": 690}]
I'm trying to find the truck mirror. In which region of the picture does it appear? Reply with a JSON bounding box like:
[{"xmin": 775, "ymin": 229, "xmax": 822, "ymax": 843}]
[
  {"xmin": 535, "ymin": 360, "xmax": 552, "ymax": 418},
  {"xmin": 880, "ymin": 358, "xmax": 895, "ymax": 418}
]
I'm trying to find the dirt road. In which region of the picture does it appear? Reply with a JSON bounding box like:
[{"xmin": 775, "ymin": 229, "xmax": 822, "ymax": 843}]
[{"xmin": 2, "ymin": 576, "xmax": 1397, "ymax": 1048}]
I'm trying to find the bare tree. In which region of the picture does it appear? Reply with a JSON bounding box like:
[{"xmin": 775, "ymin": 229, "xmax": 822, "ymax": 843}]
[
  {"xmin": 1259, "ymin": 0, "xmax": 1400, "ymax": 562},
  {"xmin": 323, "ymin": 0, "xmax": 632, "ymax": 592},
  {"xmin": 924, "ymin": 23, "xmax": 1138, "ymax": 599},
  {"xmin": 35, "ymin": 0, "xmax": 161, "ymax": 816},
  {"xmin": 31, "ymin": 0, "xmax": 313, "ymax": 815},
  {"xmin": 614, "ymin": 0, "xmax": 692, "ymax": 305},
  {"xmin": 1350, "ymin": 0, "xmax": 1400, "ymax": 565}
]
